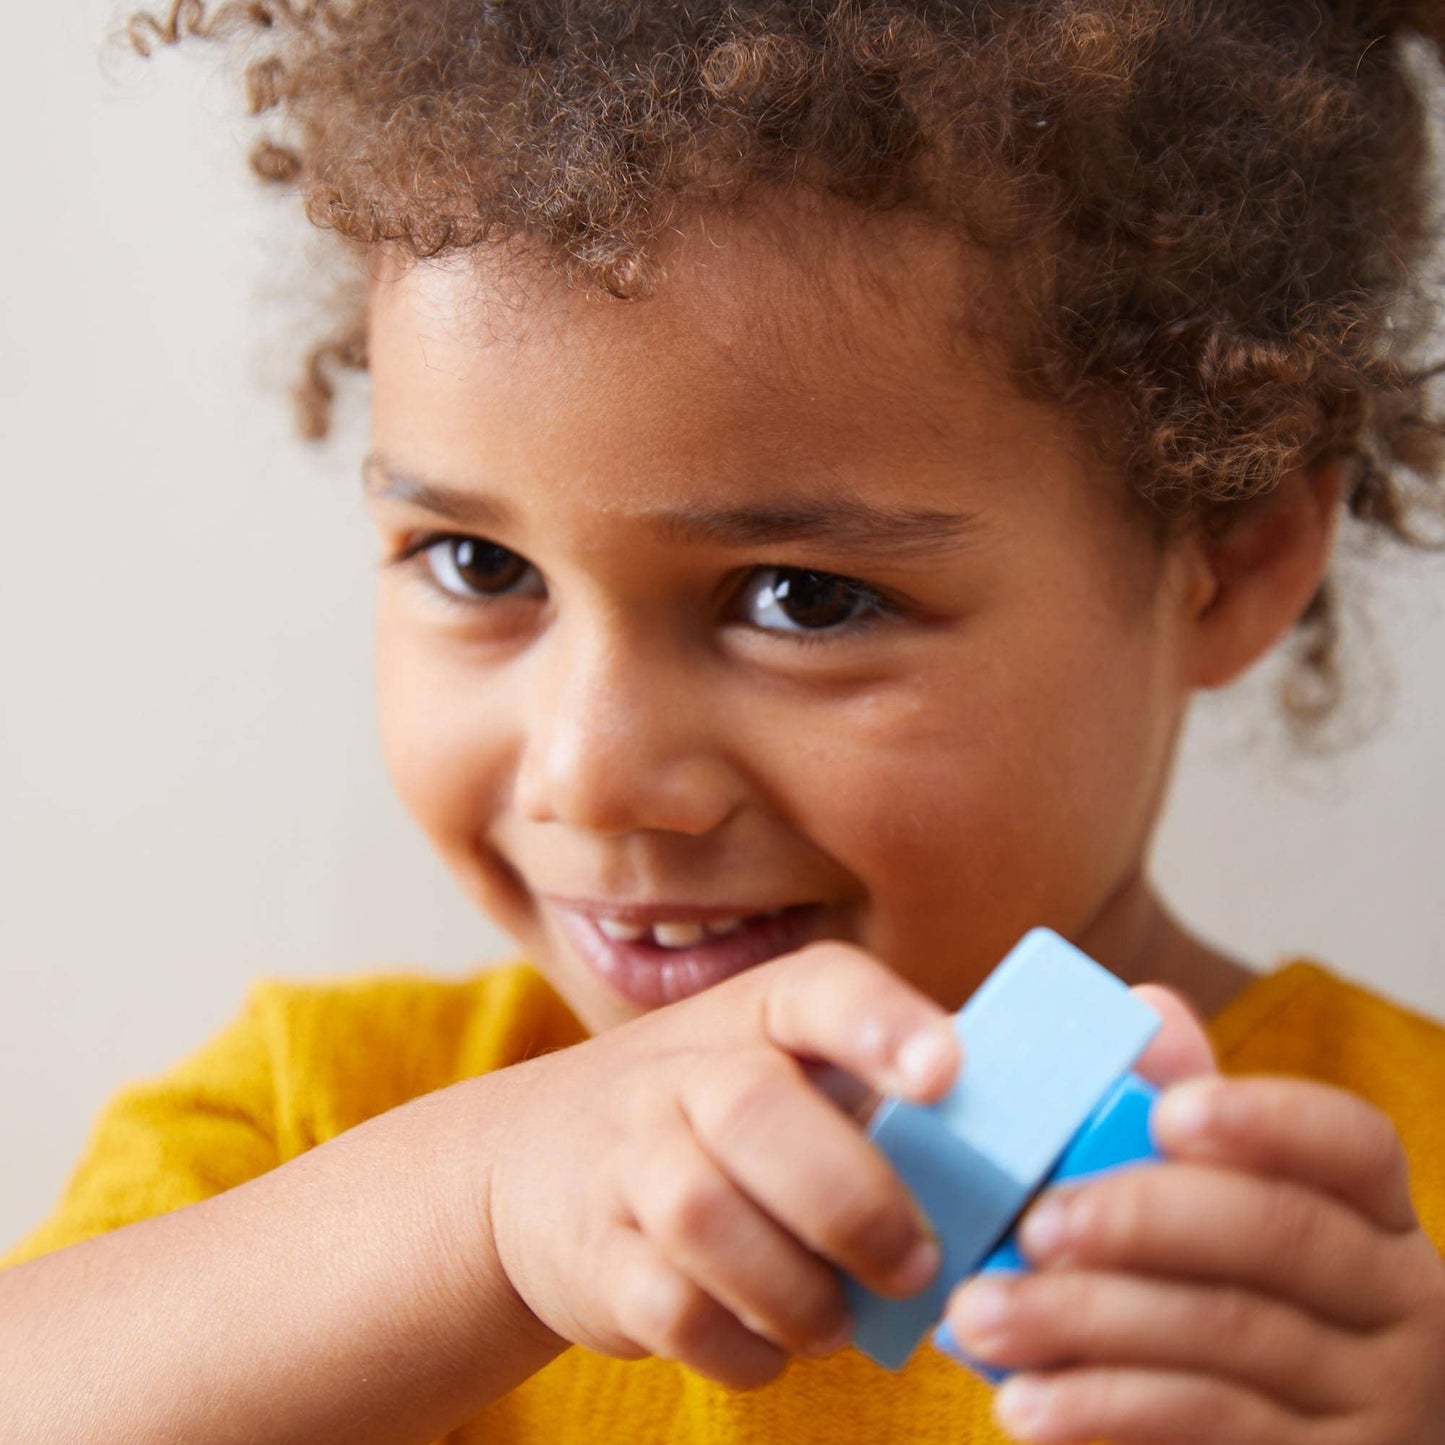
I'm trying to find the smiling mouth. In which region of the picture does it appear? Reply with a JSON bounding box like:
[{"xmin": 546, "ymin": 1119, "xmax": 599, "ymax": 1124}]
[
  {"xmin": 548, "ymin": 901, "xmax": 830, "ymax": 1008},
  {"xmin": 593, "ymin": 910, "xmax": 784, "ymax": 947}
]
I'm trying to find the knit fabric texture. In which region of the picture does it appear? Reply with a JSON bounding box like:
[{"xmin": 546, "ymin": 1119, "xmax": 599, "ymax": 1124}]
[{"xmin": 5, "ymin": 959, "xmax": 1443, "ymax": 1443}]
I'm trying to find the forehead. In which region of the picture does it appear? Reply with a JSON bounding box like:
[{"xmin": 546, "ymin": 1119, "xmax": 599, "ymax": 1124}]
[
  {"xmin": 371, "ymin": 194, "xmax": 979, "ymax": 359},
  {"xmin": 364, "ymin": 197, "xmax": 1095, "ymax": 522}
]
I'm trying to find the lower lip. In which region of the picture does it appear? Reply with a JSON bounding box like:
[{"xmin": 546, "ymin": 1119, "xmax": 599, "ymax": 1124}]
[{"xmin": 552, "ymin": 904, "xmax": 830, "ymax": 1008}]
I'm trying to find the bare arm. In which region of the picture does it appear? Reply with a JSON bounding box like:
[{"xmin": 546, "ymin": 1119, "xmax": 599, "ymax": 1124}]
[
  {"xmin": 0, "ymin": 944, "xmax": 969, "ymax": 1439},
  {"xmin": 0, "ymin": 1070, "xmax": 562, "ymax": 1445}
]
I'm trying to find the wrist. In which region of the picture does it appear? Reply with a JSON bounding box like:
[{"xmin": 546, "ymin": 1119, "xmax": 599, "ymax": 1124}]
[{"xmin": 413, "ymin": 1067, "xmax": 568, "ymax": 1396}]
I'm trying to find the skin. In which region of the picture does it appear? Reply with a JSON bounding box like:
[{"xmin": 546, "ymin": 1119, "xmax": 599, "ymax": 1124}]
[
  {"xmin": 944, "ymin": 1075, "xmax": 1445, "ymax": 1443},
  {"xmin": 357, "ymin": 193, "xmax": 1445, "ymax": 1441},
  {"xmin": 367, "ymin": 201, "xmax": 1252, "ymax": 1031},
  {"xmin": 0, "ymin": 195, "xmax": 1437, "ymax": 1445}
]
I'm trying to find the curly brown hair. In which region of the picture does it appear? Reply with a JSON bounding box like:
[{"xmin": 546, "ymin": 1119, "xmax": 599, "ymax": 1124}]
[{"xmin": 124, "ymin": 0, "xmax": 1445, "ymax": 727}]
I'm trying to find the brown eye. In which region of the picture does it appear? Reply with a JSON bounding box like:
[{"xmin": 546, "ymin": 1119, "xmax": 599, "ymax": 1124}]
[
  {"xmin": 422, "ymin": 536, "xmax": 542, "ymax": 599},
  {"xmin": 738, "ymin": 567, "xmax": 880, "ymax": 633}
]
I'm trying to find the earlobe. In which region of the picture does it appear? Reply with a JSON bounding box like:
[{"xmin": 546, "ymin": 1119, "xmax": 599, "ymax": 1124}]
[{"xmin": 1183, "ymin": 462, "xmax": 1345, "ymax": 691}]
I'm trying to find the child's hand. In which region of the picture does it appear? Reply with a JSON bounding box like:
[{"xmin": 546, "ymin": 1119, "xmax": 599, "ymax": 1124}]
[
  {"xmin": 481, "ymin": 942, "xmax": 961, "ymax": 1388},
  {"xmin": 940, "ymin": 1073, "xmax": 1445, "ymax": 1443}
]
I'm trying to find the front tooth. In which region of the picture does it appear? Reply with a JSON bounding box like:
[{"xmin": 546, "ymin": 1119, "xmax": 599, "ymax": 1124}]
[
  {"xmin": 652, "ymin": 920, "xmax": 708, "ymax": 948},
  {"xmin": 598, "ymin": 917, "xmax": 649, "ymax": 942},
  {"xmin": 704, "ymin": 916, "xmax": 744, "ymax": 937}
]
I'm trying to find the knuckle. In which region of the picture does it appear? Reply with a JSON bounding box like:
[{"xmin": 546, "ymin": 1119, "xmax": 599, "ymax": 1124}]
[
  {"xmin": 620, "ymin": 1267, "xmax": 712, "ymax": 1360},
  {"xmin": 1383, "ymin": 1231, "xmax": 1442, "ymax": 1320},
  {"xmin": 1364, "ymin": 1129, "xmax": 1416, "ymax": 1230},
  {"xmin": 647, "ymin": 1170, "xmax": 733, "ymax": 1252},
  {"xmin": 817, "ymin": 1181, "xmax": 917, "ymax": 1270},
  {"xmin": 1050, "ymin": 1367, "xmax": 1217, "ymax": 1444},
  {"xmin": 703, "ymin": 1069, "xmax": 790, "ymax": 1152},
  {"xmin": 777, "ymin": 1274, "xmax": 849, "ymax": 1352},
  {"xmin": 1028, "ymin": 1273, "xmax": 1099, "ymax": 1350},
  {"xmin": 1042, "ymin": 1367, "xmax": 1120, "ymax": 1436},
  {"xmin": 656, "ymin": 1288, "xmax": 724, "ymax": 1361},
  {"xmin": 763, "ymin": 947, "xmax": 836, "ymax": 1016},
  {"xmin": 1358, "ymin": 1331, "xmax": 1428, "ymax": 1424},
  {"xmin": 1339, "ymin": 1099, "xmax": 1406, "ymax": 1195},
  {"xmin": 1057, "ymin": 1277, "xmax": 1109, "ymax": 1352},
  {"xmin": 615, "ymin": 1263, "xmax": 681, "ymax": 1348},
  {"xmin": 787, "ymin": 938, "xmax": 872, "ymax": 975},
  {"xmin": 1357, "ymin": 1105, "xmax": 1403, "ymax": 1171},
  {"xmin": 723, "ymin": 1350, "xmax": 788, "ymax": 1392},
  {"xmin": 1079, "ymin": 1170, "xmax": 1152, "ymax": 1258},
  {"xmin": 1261, "ymin": 1182, "xmax": 1325, "ymax": 1276},
  {"xmin": 1202, "ymin": 1284, "xmax": 1260, "ymax": 1344},
  {"xmin": 776, "ymin": 941, "xmax": 884, "ymax": 1007},
  {"xmin": 1423, "ymin": 1245, "xmax": 1445, "ymax": 1320}
]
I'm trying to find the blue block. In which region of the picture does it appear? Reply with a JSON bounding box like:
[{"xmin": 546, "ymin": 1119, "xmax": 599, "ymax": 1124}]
[
  {"xmin": 843, "ymin": 928, "xmax": 1159, "ymax": 1369},
  {"xmin": 940, "ymin": 1070, "xmax": 1161, "ymax": 1382}
]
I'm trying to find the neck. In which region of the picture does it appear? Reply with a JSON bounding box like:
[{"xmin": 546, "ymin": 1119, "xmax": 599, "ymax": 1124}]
[{"xmin": 1076, "ymin": 873, "xmax": 1256, "ymax": 1021}]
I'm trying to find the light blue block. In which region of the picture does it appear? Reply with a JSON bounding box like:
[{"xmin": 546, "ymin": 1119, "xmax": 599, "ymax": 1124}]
[
  {"xmin": 941, "ymin": 1070, "xmax": 1161, "ymax": 1382},
  {"xmin": 844, "ymin": 928, "xmax": 1159, "ymax": 1369}
]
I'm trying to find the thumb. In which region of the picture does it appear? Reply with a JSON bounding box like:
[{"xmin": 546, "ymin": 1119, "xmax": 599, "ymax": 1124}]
[
  {"xmin": 1129, "ymin": 984, "xmax": 1218, "ymax": 1086},
  {"xmin": 811, "ymin": 983, "xmax": 1217, "ymax": 1115}
]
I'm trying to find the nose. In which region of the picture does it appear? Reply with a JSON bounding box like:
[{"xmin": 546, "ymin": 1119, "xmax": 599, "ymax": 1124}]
[{"xmin": 511, "ymin": 615, "xmax": 741, "ymax": 837}]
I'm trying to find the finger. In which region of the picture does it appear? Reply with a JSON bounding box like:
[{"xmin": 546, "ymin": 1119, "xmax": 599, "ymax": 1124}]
[
  {"xmin": 682, "ymin": 1051, "xmax": 940, "ymax": 1298},
  {"xmin": 628, "ymin": 1109, "xmax": 850, "ymax": 1355},
  {"xmin": 1152, "ymin": 1074, "xmax": 1418, "ymax": 1234},
  {"xmin": 1129, "ymin": 985, "xmax": 1217, "ymax": 1087},
  {"xmin": 1016, "ymin": 1161, "xmax": 1413, "ymax": 1329},
  {"xmin": 796, "ymin": 976, "xmax": 1210, "ymax": 1122},
  {"xmin": 942, "ymin": 1268, "xmax": 1362, "ymax": 1415},
  {"xmin": 604, "ymin": 1226, "xmax": 787, "ymax": 1390},
  {"xmin": 801, "ymin": 1060, "xmax": 876, "ymax": 1120},
  {"xmin": 754, "ymin": 942, "xmax": 961, "ymax": 1103},
  {"xmin": 989, "ymin": 1366, "xmax": 1317, "ymax": 1445}
]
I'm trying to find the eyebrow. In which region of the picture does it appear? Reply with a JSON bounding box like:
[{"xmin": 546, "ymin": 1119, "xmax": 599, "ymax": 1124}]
[
  {"xmin": 363, "ymin": 455, "xmax": 510, "ymax": 530},
  {"xmin": 363, "ymin": 454, "xmax": 984, "ymax": 560},
  {"xmin": 653, "ymin": 499, "xmax": 983, "ymax": 560}
]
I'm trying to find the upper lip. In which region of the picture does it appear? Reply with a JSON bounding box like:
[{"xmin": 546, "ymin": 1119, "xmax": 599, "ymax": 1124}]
[{"xmin": 544, "ymin": 896, "xmax": 801, "ymax": 925}]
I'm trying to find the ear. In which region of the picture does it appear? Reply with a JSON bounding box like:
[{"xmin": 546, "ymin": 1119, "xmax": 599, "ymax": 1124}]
[{"xmin": 1177, "ymin": 463, "xmax": 1345, "ymax": 691}]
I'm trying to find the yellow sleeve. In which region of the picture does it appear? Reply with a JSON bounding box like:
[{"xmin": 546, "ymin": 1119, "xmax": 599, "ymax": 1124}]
[
  {"xmin": 0, "ymin": 984, "xmax": 280, "ymax": 1270},
  {"xmin": 1211, "ymin": 961, "xmax": 1445, "ymax": 1253},
  {"xmin": 0, "ymin": 963, "xmax": 584, "ymax": 1276}
]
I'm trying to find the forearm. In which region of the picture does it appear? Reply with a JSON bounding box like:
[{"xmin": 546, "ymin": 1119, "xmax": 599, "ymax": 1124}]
[{"xmin": 0, "ymin": 1074, "xmax": 564, "ymax": 1445}]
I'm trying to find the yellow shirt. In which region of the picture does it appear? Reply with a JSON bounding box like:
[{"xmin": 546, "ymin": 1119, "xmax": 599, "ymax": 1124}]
[{"xmin": 5, "ymin": 960, "xmax": 1444, "ymax": 1443}]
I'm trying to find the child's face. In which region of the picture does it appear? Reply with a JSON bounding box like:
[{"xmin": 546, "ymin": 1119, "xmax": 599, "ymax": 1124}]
[{"xmin": 364, "ymin": 200, "xmax": 1202, "ymax": 1033}]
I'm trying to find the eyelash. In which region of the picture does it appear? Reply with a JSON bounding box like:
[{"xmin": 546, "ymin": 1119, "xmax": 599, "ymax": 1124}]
[
  {"xmin": 733, "ymin": 567, "xmax": 894, "ymax": 644},
  {"xmin": 389, "ymin": 531, "xmax": 897, "ymax": 641},
  {"xmin": 391, "ymin": 531, "xmax": 539, "ymax": 606}
]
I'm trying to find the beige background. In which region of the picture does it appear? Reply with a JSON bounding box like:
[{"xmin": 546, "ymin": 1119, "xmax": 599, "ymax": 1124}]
[{"xmin": 2, "ymin": 4, "xmax": 1442, "ymax": 1249}]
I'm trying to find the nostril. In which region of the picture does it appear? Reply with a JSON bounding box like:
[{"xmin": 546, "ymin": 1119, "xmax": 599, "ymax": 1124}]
[{"xmin": 516, "ymin": 743, "xmax": 742, "ymax": 838}]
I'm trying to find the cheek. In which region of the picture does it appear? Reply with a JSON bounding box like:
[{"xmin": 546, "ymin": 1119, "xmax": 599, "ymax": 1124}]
[
  {"xmin": 374, "ymin": 620, "xmax": 514, "ymax": 859},
  {"xmin": 795, "ymin": 689, "xmax": 1044, "ymax": 895},
  {"xmin": 792, "ymin": 615, "xmax": 1175, "ymax": 940}
]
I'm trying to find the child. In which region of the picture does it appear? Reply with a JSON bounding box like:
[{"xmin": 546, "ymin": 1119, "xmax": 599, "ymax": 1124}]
[{"xmin": 3, "ymin": 1, "xmax": 1444, "ymax": 1441}]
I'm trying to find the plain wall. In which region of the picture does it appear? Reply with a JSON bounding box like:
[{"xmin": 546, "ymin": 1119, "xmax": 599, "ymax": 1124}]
[{"xmin": 3, "ymin": 3, "xmax": 1442, "ymax": 1250}]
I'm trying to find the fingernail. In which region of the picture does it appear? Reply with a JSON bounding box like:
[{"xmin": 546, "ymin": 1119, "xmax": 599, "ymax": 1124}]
[
  {"xmin": 892, "ymin": 1236, "xmax": 942, "ymax": 1294},
  {"xmin": 895, "ymin": 1028, "xmax": 956, "ymax": 1092},
  {"xmin": 951, "ymin": 1278, "xmax": 1014, "ymax": 1340},
  {"xmin": 1018, "ymin": 1194, "xmax": 1073, "ymax": 1260},
  {"xmin": 1155, "ymin": 1077, "xmax": 1218, "ymax": 1141},
  {"xmin": 803, "ymin": 1320, "xmax": 853, "ymax": 1357},
  {"xmin": 906, "ymin": 1193, "xmax": 939, "ymax": 1247},
  {"xmin": 995, "ymin": 1375, "xmax": 1050, "ymax": 1433}
]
